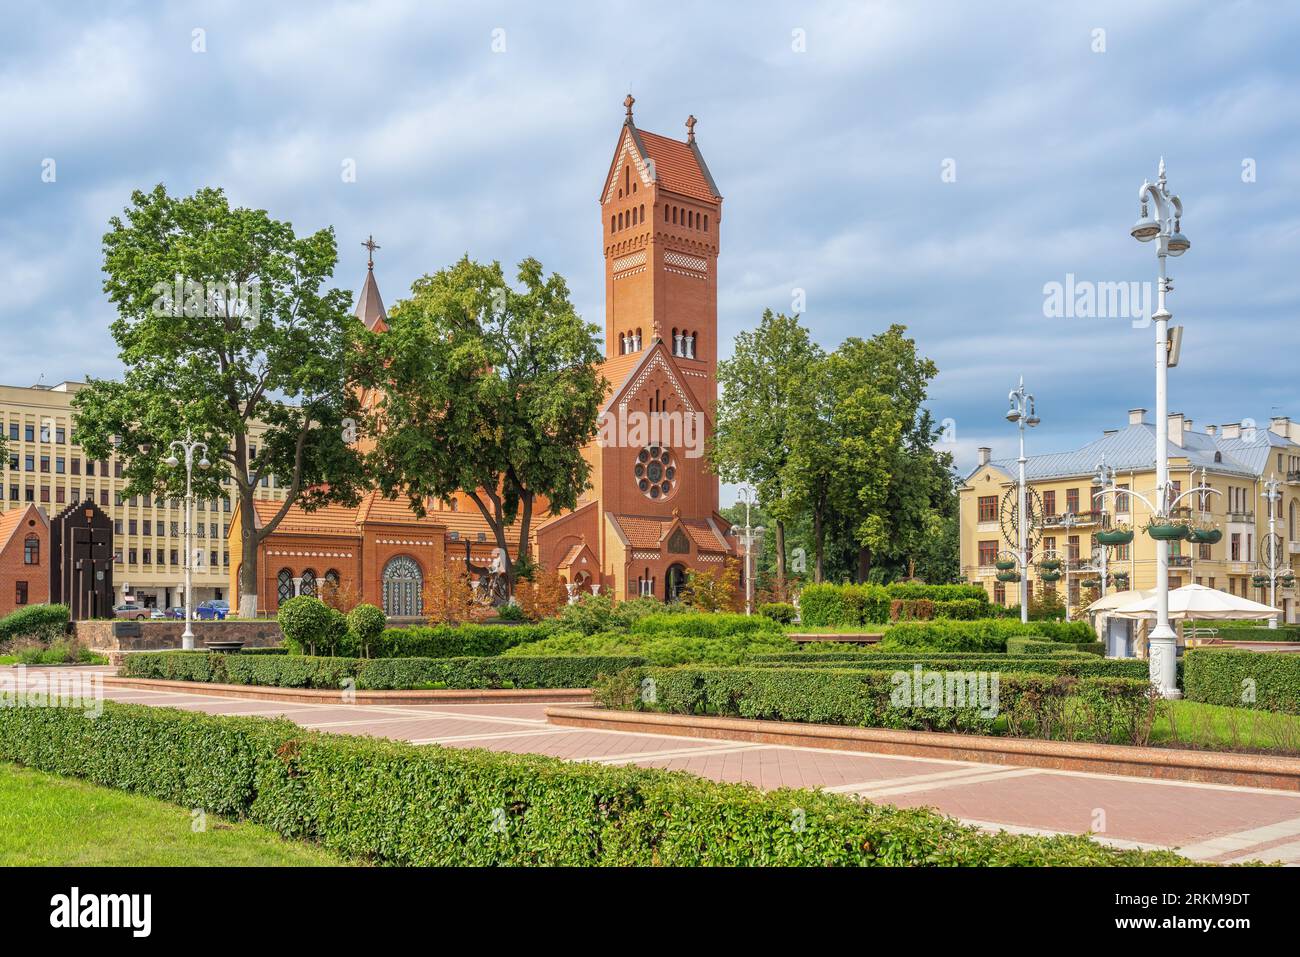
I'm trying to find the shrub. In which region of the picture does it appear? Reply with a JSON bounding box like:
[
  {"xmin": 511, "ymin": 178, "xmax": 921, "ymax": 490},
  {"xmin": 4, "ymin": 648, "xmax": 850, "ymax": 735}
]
[
  {"xmin": 758, "ymin": 602, "xmax": 798, "ymax": 625},
  {"xmin": 375, "ymin": 623, "xmax": 550, "ymax": 658},
  {"xmin": 15, "ymin": 638, "xmax": 103, "ymax": 665},
  {"xmin": 934, "ymin": 598, "xmax": 986, "ymax": 620},
  {"xmin": 0, "ymin": 604, "xmax": 70, "ymax": 646},
  {"xmin": 346, "ymin": 604, "xmax": 387, "ymax": 657},
  {"xmin": 0, "ymin": 701, "xmax": 1190, "ymax": 865},
  {"xmin": 744, "ymin": 653, "xmax": 1160, "ymax": 682},
  {"xmin": 1184, "ymin": 648, "xmax": 1300, "ymax": 714},
  {"xmin": 277, "ymin": 596, "xmax": 336, "ymax": 656},
  {"xmin": 798, "ymin": 583, "xmax": 987, "ymax": 627},
  {"xmin": 600, "ymin": 666, "xmax": 1158, "ymax": 745},
  {"xmin": 501, "ymin": 623, "xmax": 791, "ymax": 666},
  {"xmin": 1007, "ymin": 637, "xmax": 1105, "ymax": 656},
  {"xmin": 120, "ymin": 650, "xmax": 640, "ymax": 690},
  {"xmin": 681, "ymin": 561, "xmax": 742, "ymax": 613},
  {"xmin": 881, "ymin": 619, "xmax": 1093, "ymax": 653}
]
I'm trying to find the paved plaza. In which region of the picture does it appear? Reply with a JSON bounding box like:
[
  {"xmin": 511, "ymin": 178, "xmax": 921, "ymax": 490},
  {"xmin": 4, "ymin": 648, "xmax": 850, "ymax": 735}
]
[{"xmin": 16, "ymin": 666, "xmax": 1300, "ymax": 865}]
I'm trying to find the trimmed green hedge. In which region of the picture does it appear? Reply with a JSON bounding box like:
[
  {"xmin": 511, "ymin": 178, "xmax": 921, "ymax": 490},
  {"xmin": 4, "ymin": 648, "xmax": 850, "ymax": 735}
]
[
  {"xmin": 375, "ymin": 623, "xmax": 551, "ymax": 658},
  {"xmin": 748, "ymin": 650, "xmax": 1093, "ymax": 662},
  {"xmin": 0, "ymin": 700, "xmax": 1189, "ymax": 865},
  {"xmin": 596, "ymin": 666, "xmax": 1158, "ymax": 745},
  {"xmin": 880, "ymin": 619, "xmax": 1094, "ymax": 653},
  {"xmin": 1199, "ymin": 624, "xmax": 1300, "ymax": 643},
  {"xmin": 0, "ymin": 604, "xmax": 70, "ymax": 644},
  {"xmin": 746, "ymin": 654, "xmax": 1163, "ymax": 682},
  {"xmin": 1007, "ymin": 637, "xmax": 1105, "ymax": 656},
  {"xmin": 119, "ymin": 651, "xmax": 643, "ymax": 690},
  {"xmin": 798, "ymin": 583, "xmax": 988, "ymax": 627},
  {"xmin": 1184, "ymin": 648, "xmax": 1300, "ymax": 714}
]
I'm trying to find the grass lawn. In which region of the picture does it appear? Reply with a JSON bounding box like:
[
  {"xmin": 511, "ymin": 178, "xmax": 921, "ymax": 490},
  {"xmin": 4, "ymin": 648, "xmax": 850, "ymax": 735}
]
[
  {"xmin": 0, "ymin": 762, "xmax": 347, "ymax": 866},
  {"xmin": 1152, "ymin": 700, "xmax": 1300, "ymax": 754}
]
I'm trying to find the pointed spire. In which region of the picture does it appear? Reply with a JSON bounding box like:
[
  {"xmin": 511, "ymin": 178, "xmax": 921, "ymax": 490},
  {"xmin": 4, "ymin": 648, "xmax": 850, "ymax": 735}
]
[
  {"xmin": 685, "ymin": 114, "xmax": 697, "ymax": 143},
  {"xmin": 354, "ymin": 237, "xmax": 388, "ymax": 332}
]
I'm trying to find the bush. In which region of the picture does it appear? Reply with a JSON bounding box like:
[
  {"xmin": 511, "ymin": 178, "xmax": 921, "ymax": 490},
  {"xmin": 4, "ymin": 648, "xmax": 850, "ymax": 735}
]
[
  {"xmin": 934, "ymin": 598, "xmax": 986, "ymax": 620},
  {"xmin": 277, "ymin": 596, "xmax": 336, "ymax": 656},
  {"xmin": 758, "ymin": 602, "xmax": 798, "ymax": 625},
  {"xmin": 346, "ymin": 604, "xmax": 387, "ymax": 657},
  {"xmin": 880, "ymin": 619, "xmax": 1094, "ymax": 653},
  {"xmin": 501, "ymin": 625, "xmax": 792, "ymax": 666},
  {"xmin": 1184, "ymin": 648, "xmax": 1300, "ymax": 714},
  {"xmin": 798, "ymin": 583, "xmax": 988, "ymax": 627},
  {"xmin": 600, "ymin": 666, "xmax": 1158, "ymax": 745},
  {"xmin": 14, "ymin": 638, "xmax": 103, "ymax": 665},
  {"xmin": 1006, "ymin": 637, "xmax": 1105, "ymax": 656},
  {"xmin": 629, "ymin": 612, "xmax": 782, "ymax": 639},
  {"xmin": 119, "ymin": 650, "xmax": 641, "ymax": 690},
  {"xmin": 745, "ymin": 653, "xmax": 1160, "ymax": 682},
  {"xmin": 375, "ymin": 623, "xmax": 550, "ymax": 658},
  {"xmin": 0, "ymin": 604, "xmax": 70, "ymax": 646},
  {"xmin": 0, "ymin": 700, "xmax": 1190, "ymax": 865}
]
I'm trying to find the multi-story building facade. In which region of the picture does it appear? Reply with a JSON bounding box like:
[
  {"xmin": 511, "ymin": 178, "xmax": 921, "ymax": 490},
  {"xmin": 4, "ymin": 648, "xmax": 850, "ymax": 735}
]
[
  {"xmin": 959, "ymin": 408, "xmax": 1300, "ymax": 623},
  {"xmin": 0, "ymin": 380, "xmax": 285, "ymax": 610}
]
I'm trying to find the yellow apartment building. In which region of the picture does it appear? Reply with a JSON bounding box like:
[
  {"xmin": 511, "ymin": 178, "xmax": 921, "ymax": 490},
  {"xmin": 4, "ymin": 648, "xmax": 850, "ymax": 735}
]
[
  {"xmin": 0, "ymin": 379, "xmax": 284, "ymax": 610},
  {"xmin": 959, "ymin": 408, "xmax": 1300, "ymax": 623}
]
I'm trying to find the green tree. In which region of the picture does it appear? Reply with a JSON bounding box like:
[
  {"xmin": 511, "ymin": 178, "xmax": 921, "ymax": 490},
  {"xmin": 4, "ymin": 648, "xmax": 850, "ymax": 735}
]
[
  {"xmin": 712, "ymin": 311, "xmax": 822, "ymax": 595},
  {"xmin": 72, "ymin": 185, "xmax": 368, "ymax": 618},
  {"xmin": 360, "ymin": 255, "xmax": 604, "ymax": 593}
]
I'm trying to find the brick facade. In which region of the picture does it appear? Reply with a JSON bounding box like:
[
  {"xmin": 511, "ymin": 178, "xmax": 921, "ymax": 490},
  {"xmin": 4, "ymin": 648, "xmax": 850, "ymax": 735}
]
[{"xmin": 0, "ymin": 504, "xmax": 51, "ymax": 616}]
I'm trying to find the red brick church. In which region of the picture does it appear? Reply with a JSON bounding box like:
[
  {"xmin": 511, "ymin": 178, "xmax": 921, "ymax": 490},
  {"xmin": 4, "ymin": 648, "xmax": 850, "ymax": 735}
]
[{"xmin": 230, "ymin": 97, "xmax": 737, "ymax": 615}]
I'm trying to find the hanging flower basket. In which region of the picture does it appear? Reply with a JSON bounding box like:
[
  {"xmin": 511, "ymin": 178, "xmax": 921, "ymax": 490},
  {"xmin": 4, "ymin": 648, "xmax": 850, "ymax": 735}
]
[
  {"xmin": 1039, "ymin": 557, "xmax": 1062, "ymax": 571},
  {"xmin": 995, "ymin": 570, "xmax": 1020, "ymax": 583},
  {"xmin": 1096, "ymin": 528, "xmax": 1135, "ymax": 545},
  {"xmin": 1252, "ymin": 575, "xmax": 1269, "ymax": 589},
  {"xmin": 1189, "ymin": 527, "xmax": 1222, "ymax": 545},
  {"xmin": 1145, "ymin": 519, "xmax": 1191, "ymax": 541},
  {"xmin": 1039, "ymin": 570, "xmax": 1061, "ymax": 583},
  {"xmin": 994, "ymin": 559, "xmax": 1017, "ymax": 571},
  {"xmin": 1112, "ymin": 573, "xmax": 1130, "ymax": 589},
  {"xmin": 1081, "ymin": 579, "xmax": 1101, "ymax": 590}
]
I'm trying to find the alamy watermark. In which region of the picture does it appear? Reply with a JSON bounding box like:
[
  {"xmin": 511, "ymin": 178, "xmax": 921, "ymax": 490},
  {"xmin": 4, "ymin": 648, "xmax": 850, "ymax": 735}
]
[
  {"xmin": 150, "ymin": 274, "xmax": 261, "ymax": 324},
  {"xmin": 597, "ymin": 407, "xmax": 705, "ymax": 459},
  {"xmin": 1043, "ymin": 273, "xmax": 1154, "ymax": 328},
  {"xmin": 890, "ymin": 666, "xmax": 1000, "ymax": 718},
  {"xmin": 0, "ymin": 666, "xmax": 103, "ymax": 718}
]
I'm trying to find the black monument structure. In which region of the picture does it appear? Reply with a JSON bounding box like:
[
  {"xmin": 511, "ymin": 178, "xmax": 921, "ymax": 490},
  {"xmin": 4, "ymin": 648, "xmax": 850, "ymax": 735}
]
[{"xmin": 49, "ymin": 499, "xmax": 114, "ymax": 619}]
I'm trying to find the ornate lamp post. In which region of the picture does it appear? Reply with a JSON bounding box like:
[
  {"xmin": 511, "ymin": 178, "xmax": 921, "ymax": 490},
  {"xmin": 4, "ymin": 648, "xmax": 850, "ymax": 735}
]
[
  {"xmin": 1005, "ymin": 378, "xmax": 1040, "ymax": 623},
  {"xmin": 165, "ymin": 430, "xmax": 210, "ymax": 650},
  {"xmin": 730, "ymin": 487, "xmax": 765, "ymax": 615},
  {"xmin": 1129, "ymin": 158, "xmax": 1191, "ymax": 696},
  {"xmin": 1260, "ymin": 474, "xmax": 1283, "ymax": 629}
]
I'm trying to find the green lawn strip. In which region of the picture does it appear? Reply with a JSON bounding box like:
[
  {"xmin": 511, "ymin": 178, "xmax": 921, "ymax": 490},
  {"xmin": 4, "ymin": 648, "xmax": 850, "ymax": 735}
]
[
  {"xmin": 0, "ymin": 762, "xmax": 345, "ymax": 866},
  {"xmin": 1152, "ymin": 700, "xmax": 1300, "ymax": 754}
]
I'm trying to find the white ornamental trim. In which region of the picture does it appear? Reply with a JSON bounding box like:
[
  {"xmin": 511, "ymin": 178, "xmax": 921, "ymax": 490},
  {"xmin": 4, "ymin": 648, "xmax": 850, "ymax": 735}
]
[
  {"xmin": 267, "ymin": 550, "xmax": 353, "ymax": 559},
  {"xmin": 376, "ymin": 538, "xmax": 437, "ymax": 546},
  {"xmin": 613, "ymin": 251, "xmax": 647, "ymax": 273},
  {"xmin": 604, "ymin": 138, "xmax": 654, "ymax": 204},
  {"xmin": 631, "ymin": 550, "xmax": 659, "ymax": 560},
  {"xmin": 620, "ymin": 352, "xmax": 695, "ymax": 415},
  {"xmin": 695, "ymin": 553, "xmax": 724, "ymax": 563},
  {"xmin": 664, "ymin": 251, "xmax": 707, "ymax": 272}
]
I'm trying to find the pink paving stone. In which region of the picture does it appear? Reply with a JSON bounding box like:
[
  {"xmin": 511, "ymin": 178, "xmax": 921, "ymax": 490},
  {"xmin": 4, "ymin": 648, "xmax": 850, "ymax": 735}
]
[
  {"xmin": 880, "ymin": 770, "xmax": 1300, "ymax": 847},
  {"xmin": 465, "ymin": 729, "xmax": 724, "ymax": 760},
  {"xmin": 396, "ymin": 702, "xmax": 560, "ymax": 721}
]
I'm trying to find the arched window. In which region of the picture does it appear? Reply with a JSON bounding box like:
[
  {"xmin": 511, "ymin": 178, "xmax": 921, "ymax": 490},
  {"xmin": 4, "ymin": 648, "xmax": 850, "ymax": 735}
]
[
  {"xmin": 688, "ymin": 210, "xmax": 694, "ymax": 228},
  {"xmin": 664, "ymin": 205, "xmax": 670, "ymax": 222},
  {"xmin": 624, "ymin": 166, "xmax": 630, "ymax": 193},
  {"xmin": 299, "ymin": 568, "xmax": 317, "ymax": 598},
  {"xmin": 639, "ymin": 203, "xmax": 645, "ymax": 224},
  {"xmin": 23, "ymin": 535, "xmax": 38, "ymax": 565},
  {"xmin": 610, "ymin": 215, "xmax": 615, "ymax": 233},
  {"xmin": 672, "ymin": 207, "xmax": 678, "ymax": 224},
  {"xmin": 276, "ymin": 568, "xmax": 293, "ymax": 604},
  {"xmin": 382, "ymin": 556, "xmax": 423, "ymax": 617},
  {"xmin": 1291, "ymin": 500, "xmax": 1297, "ymax": 541},
  {"xmin": 704, "ymin": 214, "xmax": 709, "ymax": 232}
]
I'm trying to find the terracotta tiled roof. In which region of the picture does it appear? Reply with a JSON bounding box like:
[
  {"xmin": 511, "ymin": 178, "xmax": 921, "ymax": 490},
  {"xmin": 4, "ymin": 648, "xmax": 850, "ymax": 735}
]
[
  {"xmin": 607, "ymin": 514, "xmax": 730, "ymax": 553},
  {"xmin": 637, "ymin": 129, "xmax": 719, "ymax": 201},
  {"xmin": 599, "ymin": 351, "xmax": 646, "ymax": 398},
  {"xmin": 558, "ymin": 542, "xmax": 587, "ymax": 567},
  {"xmin": 249, "ymin": 500, "xmax": 364, "ymax": 537}
]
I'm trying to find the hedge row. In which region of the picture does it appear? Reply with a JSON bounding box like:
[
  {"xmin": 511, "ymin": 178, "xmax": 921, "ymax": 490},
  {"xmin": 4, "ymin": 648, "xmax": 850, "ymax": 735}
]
[
  {"xmin": 0, "ymin": 700, "xmax": 1188, "ymax": 865},
  {"xmin": 119, "ymin": 651, "xmax": 643, "ymax": 690},
  {"xmin": 880, "ymin": 619, "xmax": 1095, "ymax": 653},
  {"xmin": 374, "ymin": 623, "xmax": 552, "ymax": 658},
  {"xmin": 1202, "ymin": 624, "xmax": 1300, "ymax": 643},
  {"xmin": 0, "ymin": 604, "xmax": 70, "ymax": 644},
  {"xmin": 798, "ymin": 583, "xmax": 988, "ymax": 627},
  {"xmin": 1184, "ymin": 648, "xmax": 1300, "ymax": 714},
  {"xmin": 596, "ymin": 666, "xmax": 1159, "ymax": 745},
  {"xmin": 1006, "ymin": 637, "xmax": 1105, "ymax": 656},
  {"xmin": 746, "ymin": 654, "xmax": 1165, "ymax": 682},
  {"xmin": 748, "ymin": 650, "xmax": 1094, "ymax": 662}
]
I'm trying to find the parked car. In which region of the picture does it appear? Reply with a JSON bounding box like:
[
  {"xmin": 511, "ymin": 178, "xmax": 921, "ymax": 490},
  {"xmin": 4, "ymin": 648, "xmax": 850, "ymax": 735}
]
[
  {"xmin": 113, "ymin": 604, "xmax": 148, "ymax": 621},
  {"xmin": 149, "ymin": 608, "xmax": 168, "ymax": 620},
  {"xmin": 168, "ymin": 606, "xmax": 186, "ymax": 620},
  {"xmin": 195, "ymin": 600, "xmax": 228, "ymax": 621}
]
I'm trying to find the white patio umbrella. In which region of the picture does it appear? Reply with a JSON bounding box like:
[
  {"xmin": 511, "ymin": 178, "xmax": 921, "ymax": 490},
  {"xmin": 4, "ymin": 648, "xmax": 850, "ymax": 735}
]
[
  {"xmin": 1107, "ymin": 583, "xmax": 1280, "ymax": 621},
  {"xmin": 1084, "ymin": 588, "xmax": 1156, "ymax": 616}
]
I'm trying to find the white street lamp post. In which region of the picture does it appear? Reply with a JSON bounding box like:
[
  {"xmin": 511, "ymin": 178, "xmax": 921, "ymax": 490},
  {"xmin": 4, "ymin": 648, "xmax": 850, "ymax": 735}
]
[
  {"xmin": 1006, "ymin": 378, "xmax": 1039, "ymax": 624},
  {"xmin": 1262, "ymin": 475, "xmax": 1282, "ymax": 630},
  {"xmin": 165, "ymin": 430, "xmax": 210, "ymax": 650},
  {"xmin": 731, "ymin": 487, "xmax": 764, "ymax": 616},
  {"xmin": 1130, "ymin": 158, "xmax": 1191, "ymax": 697}
]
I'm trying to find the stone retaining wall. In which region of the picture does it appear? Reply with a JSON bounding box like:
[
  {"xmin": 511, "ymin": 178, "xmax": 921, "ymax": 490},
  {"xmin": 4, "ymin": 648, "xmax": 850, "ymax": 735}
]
[{"xmin": 75, "ymin": 620, "xmax": 283, "ymax": 664}]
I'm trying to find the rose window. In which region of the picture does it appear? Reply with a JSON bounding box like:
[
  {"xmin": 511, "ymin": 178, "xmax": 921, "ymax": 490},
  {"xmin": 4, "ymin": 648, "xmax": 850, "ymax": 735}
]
[{"xmin": 634, "ymin": 446, "xmax": 676, "ymax": 500}]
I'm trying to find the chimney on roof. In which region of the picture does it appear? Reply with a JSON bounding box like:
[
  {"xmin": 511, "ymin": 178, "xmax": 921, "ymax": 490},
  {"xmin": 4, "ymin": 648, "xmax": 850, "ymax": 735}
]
[
  {"xmin": 1168, "ymin": 413, "xmax": 1185, "ymax": 447},
  {"xmin": 1206, "ymin": 424, "xmax": 1217, "ymax": 437},
  {"xmin": 1270, "ymin": 416, "xmax": 1296, "ymax": 441},
  {"xmin": 1128, "ymin": 408, "xmax": 1147, "ymax": 425},
  {"xmin": 977, "ymin": 447, "xmax": 991, "ymax": 466},
  {"xmin": 1222, "ymin": 423, "xmax": 1241, "ymax": 439}
]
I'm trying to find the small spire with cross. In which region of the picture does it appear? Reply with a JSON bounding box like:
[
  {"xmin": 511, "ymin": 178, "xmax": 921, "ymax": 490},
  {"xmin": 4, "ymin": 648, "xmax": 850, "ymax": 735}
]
[
  {"xmin": 624, "ymin": 93, "xmax": 635, "ymax": 119},
  {"xmin": 362, "ymin": 234, "xmax": 380, "ymax": 270},
  {"xmin": 685, "ymin": 114, "xmax": 697, "ymax": 143}
]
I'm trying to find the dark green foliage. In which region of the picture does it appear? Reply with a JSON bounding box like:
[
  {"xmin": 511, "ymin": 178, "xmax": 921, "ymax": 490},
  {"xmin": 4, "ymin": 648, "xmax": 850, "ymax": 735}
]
[
  {"xmin": 0, "ymin": 701, "xmax": 1189, "ymax": 865},
  {"xmin": 120, "ymin": 651, "xmax": 642, "ymax": 690},
  {"xmin": 277, "ymin": 597, "xmax": 336, "ymax": 655},
  {"xmin": 745, "ymin": 653, "xmax": 1160, "ymax": 681},
  {"xmin": 880, "ymin": 619, "xmax": 1094, "ymax": 652},
  {"xmin": 758, "ymin": 602, "xmax": 798, "ymax": 624},
  {"xmin": 1006, "ymin": 637, "xmax": 1105, "ymax": 656},
  {"xmin": 798, "ymin": 583, "xmax": 987, "ymax": 627},
  {"xmin": 1184, "ymin": 648, "xmax": 1300, "ymax": 714},
  {"xmin": 374, "ymin": 623, "xmax": 551, "ymax": 658},
  {"xmin": 346, "ymin": 604, "xmax": 387, "ymax": 657},
  {"xmin": 598, "ymin": 666, "xmax": 1158, "ymax": 745},
  {"xmin": 0, "ymin": 604, "xmax": 70, "ymax": 644}
]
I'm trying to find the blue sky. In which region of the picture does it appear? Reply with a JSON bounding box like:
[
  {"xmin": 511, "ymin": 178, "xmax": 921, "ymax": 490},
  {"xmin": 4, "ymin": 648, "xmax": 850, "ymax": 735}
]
[{"xmin": 2, "ymin": 1, "xmax": 1298, "ymax": 497}]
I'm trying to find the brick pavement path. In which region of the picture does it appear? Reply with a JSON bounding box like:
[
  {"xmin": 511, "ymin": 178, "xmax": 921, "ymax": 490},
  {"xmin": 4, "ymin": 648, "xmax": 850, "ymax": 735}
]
[{"xmin": 14, "ymin": 666, "xmax": 1300, "ymax": 864}]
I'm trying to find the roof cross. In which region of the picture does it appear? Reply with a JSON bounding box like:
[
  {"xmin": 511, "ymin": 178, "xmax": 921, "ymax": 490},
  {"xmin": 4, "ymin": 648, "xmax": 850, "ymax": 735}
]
[
  {"xmin": 362, "ymin": 234, "xmax": 380, "ymax": 270},
  {"xmin": 685, "ymin": 114, "xmax": 697, "ymax": 143}
]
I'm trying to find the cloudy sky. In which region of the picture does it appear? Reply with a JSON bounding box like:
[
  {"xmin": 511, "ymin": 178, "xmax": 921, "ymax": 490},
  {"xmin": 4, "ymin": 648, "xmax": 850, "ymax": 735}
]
[{"xmin": 3, "ymin": 0, "xmax": 1298, "ymax": 494}]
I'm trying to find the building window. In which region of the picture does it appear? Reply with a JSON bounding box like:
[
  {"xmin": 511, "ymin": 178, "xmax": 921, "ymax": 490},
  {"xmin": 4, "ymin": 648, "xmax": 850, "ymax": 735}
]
[
  {"xmin": 276, "ymin": 568, "xmax": 294, "ymax": 604},
  {"xmin": 299, "ymin": 568, "xmax": 317, "ymax": 598},
  {"xmin": 977, "ymin": 495, "xmax": 997, "ymax": 522},
  {"xmin": 1065, "ymin": 488, "xmax": 1079, "ymax": 514},
  {"xmin": 15, "ymin": 581, "xmax": 28, "ymax": 605},
  {"xmin": 23, "ymin": 536, "xmax": 39, "ymax": 565},
  {"xmin": 381, "ymin": 556, "xmax": 423, "ymax": 618},
  {"xmin": 1198, "ymin": 542, "xmax": 1212, "ymax": 560},
  {"xmin": 993, "ymin": 580, "xmax": 1005, "ymax": 604},
  {"xmin": 1042, "ymin": 490, "xmax": 1055, "ymax": 516},
  {"xmin": 978, "ymin": 540, "xmax": 998, "ymax": 566}
]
